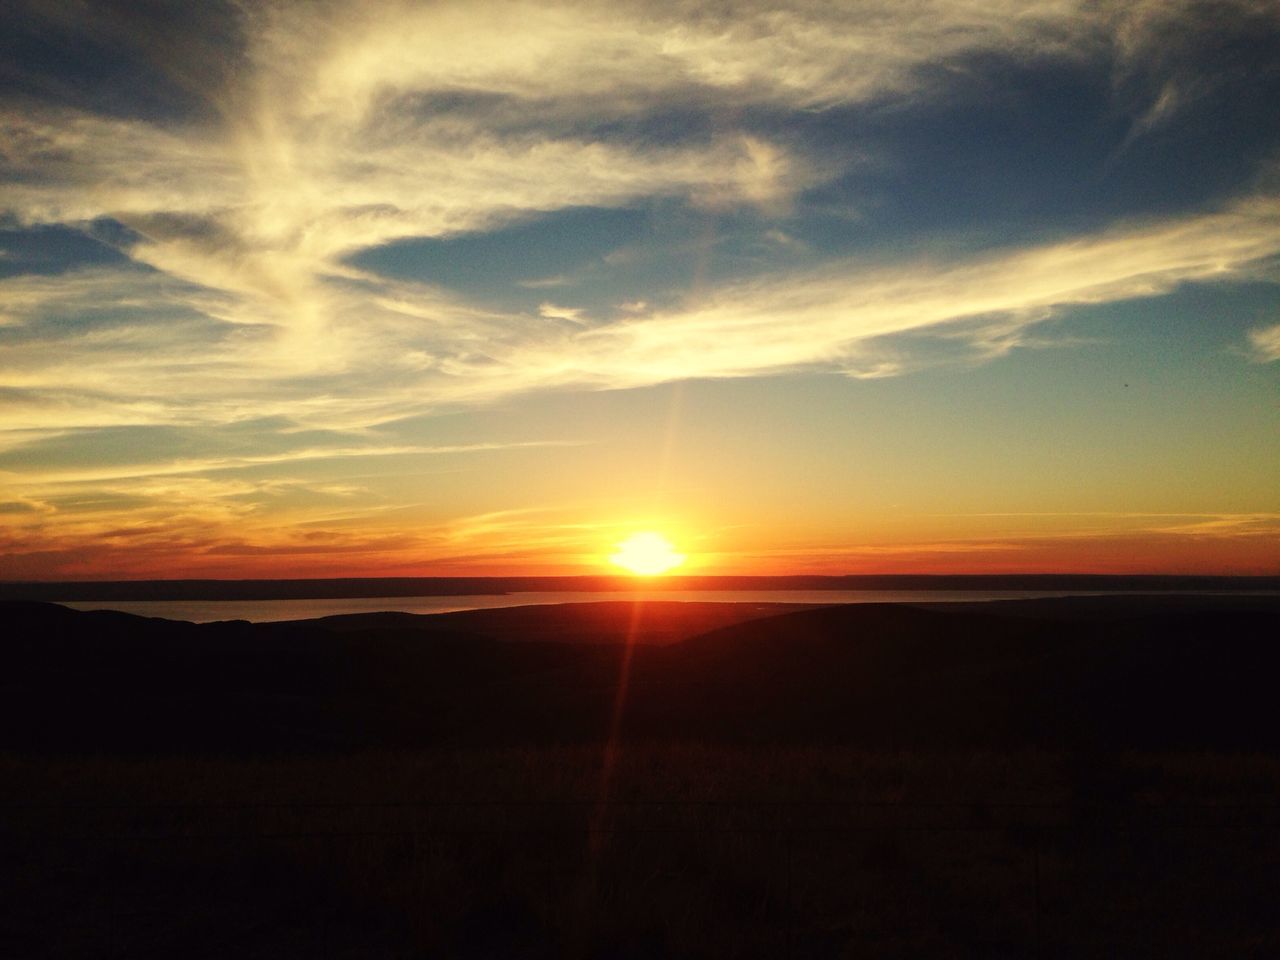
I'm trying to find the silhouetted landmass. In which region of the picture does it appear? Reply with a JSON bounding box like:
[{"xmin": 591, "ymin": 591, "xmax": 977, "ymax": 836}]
[
  {"xmin": 5, "ymin": 596, "xmax": 1280, "ymax": 957},
  {"xmin": 4, "ymin": 595, "xmax": 1279, "ymax": 753},
  {"xmin": 1, "ymin": 573, "xmax": 1277, "ymax": 601},
  {"xmin": 294, "ymin": 598, "xmax": 819, "ymax": 644}
]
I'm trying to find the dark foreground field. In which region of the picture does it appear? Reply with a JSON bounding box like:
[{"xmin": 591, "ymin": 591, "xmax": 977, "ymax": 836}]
[{"xmin": 3, "ymin": 596, "xmax": 1279, "ymax": 958}]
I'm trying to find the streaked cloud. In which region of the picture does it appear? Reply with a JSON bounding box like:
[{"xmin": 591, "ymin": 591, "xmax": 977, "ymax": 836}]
[
  {"xmin": 0, "ymin": 438, "xmax": 584, "ymax": 485},
  {"xmin": 441, "ymin": 194, "xmax": 1280, "ymax": 394},
  {"xmin": 1248, "ymin": 322, "xmax": 1280, "ymax": 362},
  {"xmin": 1150, "ymin": 513, "xmax": 1280, "ymax": 538},
  {"xmin": 5, "ymin": 0, "xmax": 1276, "ymax": 424}
]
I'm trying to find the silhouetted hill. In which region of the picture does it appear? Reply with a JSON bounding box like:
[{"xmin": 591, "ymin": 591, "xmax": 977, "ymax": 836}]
[
  {"xmin": 3, "ymin": 596, "xmax": 1278, "ymax": 754},
  {"xmin": 630, "ymin": 599, "xmax": 1280, "ymax": 749},
  {"xmin": 295, "ymin": 599, "xmax": 817, "ymax": 644}
]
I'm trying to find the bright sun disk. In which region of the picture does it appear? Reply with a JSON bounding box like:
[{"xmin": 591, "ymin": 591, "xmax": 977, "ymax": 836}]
[{"xmin": 610, "ymin": 531, "xmax": 686, "ymax": 576}]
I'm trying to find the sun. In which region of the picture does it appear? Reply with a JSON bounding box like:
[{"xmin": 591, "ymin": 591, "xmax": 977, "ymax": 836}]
[{"xmin": 610, "ymin": 531, "xmax": 686, "ymax": 576}]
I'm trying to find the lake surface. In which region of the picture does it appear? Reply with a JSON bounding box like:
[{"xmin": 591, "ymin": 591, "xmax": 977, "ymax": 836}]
[{"xmin": 55, "ymin": 589, "xmax": 1262, "ymax": 623}]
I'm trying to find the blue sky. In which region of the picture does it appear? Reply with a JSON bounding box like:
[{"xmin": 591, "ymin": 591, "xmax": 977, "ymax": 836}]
[{"xmin": 1, "ymin": 0, "xmax": 1278, "ymax": 578}]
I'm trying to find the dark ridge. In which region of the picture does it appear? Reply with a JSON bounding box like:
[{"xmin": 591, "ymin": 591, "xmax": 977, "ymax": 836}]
[
  {"xmin": 295, "ymin": 600, "xmax": 821, "ymax": 645},
  {"xmin": 932, "ymin": 591, "xmax": 1280, "ymax": 620},
  {"xmin": 1, "ymin": 573, "xmax": 1277, "ymax": 601},
  {"xmin": 3, "ymin": 595, "xmax": 1278, "ymax": 755}
]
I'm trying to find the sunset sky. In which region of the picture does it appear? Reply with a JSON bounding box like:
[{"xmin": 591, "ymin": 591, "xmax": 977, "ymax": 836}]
[{"xmin": 2, "ymin": 0, "xmax": 1278, "ymax": 579}]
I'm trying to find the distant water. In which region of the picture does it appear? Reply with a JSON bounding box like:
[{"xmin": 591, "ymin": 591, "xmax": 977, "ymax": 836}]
[{"xmin": 53, "ymin": 589, "xmax": 1259, "ymax": 624}]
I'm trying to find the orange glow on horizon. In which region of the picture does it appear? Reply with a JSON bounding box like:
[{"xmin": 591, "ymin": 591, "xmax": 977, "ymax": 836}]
[{"xmin": 3, "ymin": 508, "xmax": 1278, "ymax": 581}]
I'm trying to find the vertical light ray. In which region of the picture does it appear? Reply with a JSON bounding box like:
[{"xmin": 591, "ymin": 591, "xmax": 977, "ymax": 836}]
[
  {"xmin": 572, "ymin": 594, "xmax": 648, "ymax": 949},
  {"xmin": 589, "ymin": 596, "xmax": 646, "ymax": 856}
]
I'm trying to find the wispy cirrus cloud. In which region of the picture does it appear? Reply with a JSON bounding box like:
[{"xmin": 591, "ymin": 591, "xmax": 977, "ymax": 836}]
[
  {"xmin": 4, "ymin": 0, "xmax": 1275, "ymax": 425},
  {"xmin": 427, "ymin": 194, "xmax": 1280, "ymax": 395},
  {"xmin": 1150, "ymin": 513, "xmax": 1280, "ymax": 538},
  {"xmin": 1248, "ymin": 322, "xmax": 1280, "ymax": 362},
  {"xmin": 0, "ymin": 438, "xmax": 584, "ymax": 485}
]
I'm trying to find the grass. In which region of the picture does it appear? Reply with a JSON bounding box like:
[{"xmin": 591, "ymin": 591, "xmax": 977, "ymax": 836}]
[{"xmin": 5, "ymin": 744, "xmax": 1280, "ymax": 958}]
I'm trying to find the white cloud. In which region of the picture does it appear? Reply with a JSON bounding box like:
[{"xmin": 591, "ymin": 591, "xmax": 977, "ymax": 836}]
[
  {"xmin": 4, "ymin": 193, "xmax": 1279, "ymax": 441},
  {"xmin": 518, "ymin": 275, "xmax": 574, "ymax": 289},
  {"xmin": 444, "ymin": 195, "xmax": 1280, "ymax": 395},
  {"xmin": 1248, "ymin": 322, "xmax": 1280, "ymax": 362},
  {"xmin": 538, "ymin": 303, "xmax": 587, "ymax": 324},
  {"xmin": 2, "ymin": 0, "xmax": 1223, "ymax": 358},
  {"xmin": 3, "ymin": 0, "xmax": 1267, "ymax": 391}
]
